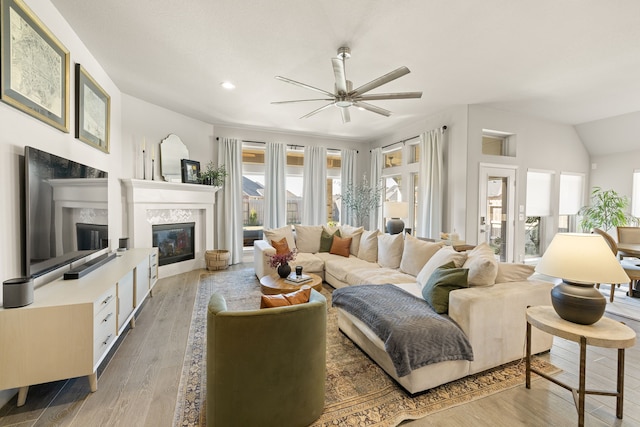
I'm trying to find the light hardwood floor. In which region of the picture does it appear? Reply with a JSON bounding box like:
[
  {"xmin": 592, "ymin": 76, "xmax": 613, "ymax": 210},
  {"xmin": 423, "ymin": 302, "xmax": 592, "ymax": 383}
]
[{"xmin": 1, "ymin": 264, "xmax": 639, "ymax": 426}]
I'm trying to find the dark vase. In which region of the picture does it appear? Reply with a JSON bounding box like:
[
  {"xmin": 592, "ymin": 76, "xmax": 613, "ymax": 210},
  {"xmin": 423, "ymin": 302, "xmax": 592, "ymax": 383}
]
[{"xmin": 277, "ymin": 263, "xmax": 291, "ymax": 278}]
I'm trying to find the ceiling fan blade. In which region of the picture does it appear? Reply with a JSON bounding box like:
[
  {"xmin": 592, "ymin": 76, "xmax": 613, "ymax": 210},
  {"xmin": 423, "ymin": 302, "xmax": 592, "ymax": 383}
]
[
  {"xmin": 353, "ymin": 101, "xmax": 391, "ymax": 117},
  {"xmin": 275, "ymin": 76, "xmax": 335, "ymax": 97},
  {"xmin": 350, "ymin": 66, "xmax": 411, "ymax": 97},
  {"xmin": 340, "ymin": 107, "xmax": 351, "ymax": 123},
  {"xmin": 271, "ymin": 98, "xmax": 334, "ymax": 104},
  {"xmin": 355, "ymin": 92, "xmax": 422, "ymax": 101},
  {"xmin": 300, "ymin": 102, "xmax": 335, "ymax": 119},
  {"xmin": 332, "ymin": 58, "xmax": 348, "ymax": 94}
]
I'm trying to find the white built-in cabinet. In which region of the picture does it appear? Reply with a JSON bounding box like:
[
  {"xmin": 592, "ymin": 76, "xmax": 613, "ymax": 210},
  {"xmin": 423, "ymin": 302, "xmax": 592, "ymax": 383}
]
[{"xmin": 0, "ymin": 248, "xmax": 158, "ymax": 406}]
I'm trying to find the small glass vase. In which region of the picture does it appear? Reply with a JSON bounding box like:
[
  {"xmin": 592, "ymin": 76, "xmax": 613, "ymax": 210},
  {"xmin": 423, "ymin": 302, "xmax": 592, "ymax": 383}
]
[{"xmin": 277, "ymin": 262, "xmax": 291, "ymax": 278}]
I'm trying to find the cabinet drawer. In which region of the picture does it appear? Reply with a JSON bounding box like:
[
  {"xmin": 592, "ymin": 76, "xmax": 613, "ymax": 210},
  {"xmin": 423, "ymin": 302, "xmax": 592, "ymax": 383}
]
[
  {"xmin": 94, "ymin": 297, "xmax": 117, "ymax": 364},
  {"xmin": 94, "ymin": 286, "xmax": 117, "ymax": 317}
]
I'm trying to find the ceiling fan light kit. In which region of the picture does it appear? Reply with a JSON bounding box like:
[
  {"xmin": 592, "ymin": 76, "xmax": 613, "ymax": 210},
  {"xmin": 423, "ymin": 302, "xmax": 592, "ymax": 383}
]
[{"xmin": 272, "ymin": 46, "xmax": 422, "ymax": 123}]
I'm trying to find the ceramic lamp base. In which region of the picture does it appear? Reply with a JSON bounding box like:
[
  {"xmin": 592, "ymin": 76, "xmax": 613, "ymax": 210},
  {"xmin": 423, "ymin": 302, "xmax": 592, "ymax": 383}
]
[
  {"xmin": 550, "ymin": 280, "xmax": 606, "ymax": 325},
  {"xmin": 386, "ymin": 218, "xmax": 405, "ymax": 235}
]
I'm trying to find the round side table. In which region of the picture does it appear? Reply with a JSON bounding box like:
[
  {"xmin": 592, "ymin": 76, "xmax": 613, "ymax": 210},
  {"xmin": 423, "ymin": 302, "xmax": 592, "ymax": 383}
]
[
  {"xmin": 526, "ymin": 305, "xmax": 636, "ymax": 426},
  {"xmin": 259, "ymin": 272, "xmax": 323, "ymax": 295}
]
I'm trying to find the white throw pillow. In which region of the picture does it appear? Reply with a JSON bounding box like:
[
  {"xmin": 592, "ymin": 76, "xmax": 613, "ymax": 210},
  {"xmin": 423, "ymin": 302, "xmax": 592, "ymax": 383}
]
[
  {"xmin": 377, "ymin": 233, "xmax": 404, "ymax": 269},
  {"xmin": 294, "ymin": 225, "xmax": 323, "ymax": 253},
  {"xmin": 339, "ymin": 224, "xmax": 364, "ymax": 256},
  {"xmin": 399, "ymin": 235, "xmax": 445, "ymax": 276},
  {"xmin": 495, "ymin": 263, "xmax": 535, "ymax": 283},
  {"xmin": 357, "ymin": 229, "xmax": 380, "ymax": 263},
  {"xmin": 417, "ymin": 246, "xmax": 468, "ymax": 289},
  {"xmin": 263, "ymin": 225, "xmax": 296, "ymax": 251},
  {"xmin": 462, "ymin": 242, "xmax": 499, "ymax": 286}
]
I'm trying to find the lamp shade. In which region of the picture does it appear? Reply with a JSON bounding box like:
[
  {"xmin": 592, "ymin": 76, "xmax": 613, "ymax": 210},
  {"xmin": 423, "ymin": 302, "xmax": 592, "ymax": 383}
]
[
  {"xmin": 383, "ymin": 201, "xmax": 408, "ymax": 219},
  {"xmin": 535, "ymin": 233, "xmax": 630, "ymax": 284}
]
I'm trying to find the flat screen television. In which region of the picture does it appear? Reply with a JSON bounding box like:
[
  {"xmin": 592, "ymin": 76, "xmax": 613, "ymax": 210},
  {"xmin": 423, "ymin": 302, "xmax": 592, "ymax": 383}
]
[{"xmin": 25, "ymin": 146, "xmax": 109, "ymax": 278}]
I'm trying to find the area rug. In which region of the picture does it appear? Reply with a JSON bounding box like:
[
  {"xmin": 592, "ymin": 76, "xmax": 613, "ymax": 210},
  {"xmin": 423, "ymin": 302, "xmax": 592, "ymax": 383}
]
[{"xmin": 173, "ymin": 268, "xmax": 560, "ymax": 426}]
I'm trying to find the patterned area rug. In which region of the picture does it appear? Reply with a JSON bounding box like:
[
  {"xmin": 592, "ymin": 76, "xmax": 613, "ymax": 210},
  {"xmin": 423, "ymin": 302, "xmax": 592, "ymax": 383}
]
[{"xmin": 173, "ymin": 268, "xmax": 560, "ymax": 426}]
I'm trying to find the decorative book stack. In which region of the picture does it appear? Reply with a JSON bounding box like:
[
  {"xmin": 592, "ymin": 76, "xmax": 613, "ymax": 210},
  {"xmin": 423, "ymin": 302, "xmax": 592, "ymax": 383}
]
[{"xmin": 285, "ymin": 273, "xmax": 312, "ymax": 285}]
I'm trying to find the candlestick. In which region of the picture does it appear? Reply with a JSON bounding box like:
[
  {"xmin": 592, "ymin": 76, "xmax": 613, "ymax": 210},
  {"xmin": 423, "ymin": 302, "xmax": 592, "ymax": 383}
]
[
  {"xmin": 152, "ymin": 159, "xmax": 155, "ymax": 180},
  {"xmin": 143, "ymin": 149, "xmax": 146, "ymax": 180}
]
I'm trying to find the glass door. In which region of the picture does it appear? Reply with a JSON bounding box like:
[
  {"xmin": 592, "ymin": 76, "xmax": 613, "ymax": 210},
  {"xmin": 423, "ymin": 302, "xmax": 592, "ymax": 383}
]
[{"xmin": 478, "ymin": 165, "xmax": 516, "ymax": 262}]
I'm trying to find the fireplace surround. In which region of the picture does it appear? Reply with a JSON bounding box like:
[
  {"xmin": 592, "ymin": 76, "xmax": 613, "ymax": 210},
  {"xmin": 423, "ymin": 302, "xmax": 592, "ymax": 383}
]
[{"xmin": 121, "ymin": 179, "xmax": 219, "ymax": 277}]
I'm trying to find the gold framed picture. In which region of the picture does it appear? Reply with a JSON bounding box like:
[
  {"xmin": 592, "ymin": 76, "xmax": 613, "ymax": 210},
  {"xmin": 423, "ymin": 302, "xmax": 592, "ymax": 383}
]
[
  {"xmin": 75, "ymin": 64, "xmax": 110, "ymax": 153},
  {"xmin": 0, "ymin": 0, "xmax": 70, "ymax": 132}
]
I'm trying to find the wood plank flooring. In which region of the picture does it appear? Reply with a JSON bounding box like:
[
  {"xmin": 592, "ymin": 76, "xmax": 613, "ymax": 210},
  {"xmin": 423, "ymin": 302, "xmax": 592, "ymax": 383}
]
[{"xmin": 1, "ymin": 264, "xmax": 639, "ymax": 426}]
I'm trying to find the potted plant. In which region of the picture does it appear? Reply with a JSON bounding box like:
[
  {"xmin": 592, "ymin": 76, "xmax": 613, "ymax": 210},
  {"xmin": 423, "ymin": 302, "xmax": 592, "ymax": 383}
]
[
  {"xmin": 579, "ymin": 187, "xmax": 639, "ymax": 233},
  {"xmin": 199, "ymin": 162, "xmax": 227, "ymax": 186},
  {"xmin": 266, "ymin": 249, "xmax": 297, "ymax": 278},
  {"xmin": 339, "ymin": 175, "xmax": 384, "ymax": 227}
]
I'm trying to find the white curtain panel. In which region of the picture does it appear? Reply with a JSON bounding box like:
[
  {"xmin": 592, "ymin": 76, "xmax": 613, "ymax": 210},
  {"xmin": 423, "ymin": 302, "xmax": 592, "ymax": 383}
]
[
  {"xmin": 302, "ymin": 146, "xmax": 327, "ymax": 225},
  {"xmin": 216, "ymin": 137, "xmax": 244, "ymax": 264},
  {"xmin": 341, "ymin": 148, "xmax": 358, "ymax": 226},
  {"xmin": 417, "ymin": 129, "xmax": 443, "ymax": 238},
  {"xmin": 369, "ymin": 147, "xmax": 383, "ymax": 231},
  {"xmin": 264, "ymin": 142, "xmax": 287, "ymax": 229}
]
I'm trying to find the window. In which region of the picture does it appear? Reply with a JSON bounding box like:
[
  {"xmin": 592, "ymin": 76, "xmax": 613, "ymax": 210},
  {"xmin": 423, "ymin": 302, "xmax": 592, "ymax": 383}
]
[
  {"xmin": 482, "ymin": 129, "xmax": 516, "ymax": 157},
  {"xmin": 286, "ymin": 148, "xmax": 303, "ymax": 225},
  {"xmin": 327, "ymin": 151, "xmax": 341, "ymax": 224},
  {"xmin": 558, "ymin": 172, "xmax": 584, "ymax": 232},
  {"xmin": 383, "ymin": 147, "xmax": 402, "ymax": 168},
  {"xmin": 525, "ymin": 170, "xmax": 554, "ymax": 258},
  {"xmin": 242, "ymin": 145, "xmax": 266, "ymax": 247}
]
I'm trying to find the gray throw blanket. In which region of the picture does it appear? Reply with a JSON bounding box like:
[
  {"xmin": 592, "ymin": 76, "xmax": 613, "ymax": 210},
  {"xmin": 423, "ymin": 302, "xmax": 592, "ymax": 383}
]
[{"xmin": 332, "ymin": 284, "xmax": 473, "ymax": 377}]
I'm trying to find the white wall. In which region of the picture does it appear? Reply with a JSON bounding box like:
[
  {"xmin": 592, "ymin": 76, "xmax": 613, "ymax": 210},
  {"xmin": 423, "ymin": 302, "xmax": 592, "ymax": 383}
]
[
  {"xmin": 467, "ymin": 105, "xmax": 590, "ymax": 260},
  {"xmin": 589, "ymin": 149, "xmax": 640, "ymax": 210},
  {"xmin": 0, "ymin": 0, "xmax": 123, "ymax": 408}
]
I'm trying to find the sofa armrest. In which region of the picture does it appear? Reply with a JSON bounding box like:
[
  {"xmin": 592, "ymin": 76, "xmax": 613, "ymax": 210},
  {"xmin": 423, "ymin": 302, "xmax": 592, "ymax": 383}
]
[
  {"xmin": 254, "ymin": 239, "xmax": 276, "ymax": 279},
  {"xmin": 448, "ymin": 279, "xmax": 554, "ymax": 373}
]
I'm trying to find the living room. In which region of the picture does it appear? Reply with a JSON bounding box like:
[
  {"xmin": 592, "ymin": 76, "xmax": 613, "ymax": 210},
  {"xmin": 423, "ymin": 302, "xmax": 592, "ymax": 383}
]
[{"xmin": 2, "ymin": 0, "xmax": 640, "ymax": 424}]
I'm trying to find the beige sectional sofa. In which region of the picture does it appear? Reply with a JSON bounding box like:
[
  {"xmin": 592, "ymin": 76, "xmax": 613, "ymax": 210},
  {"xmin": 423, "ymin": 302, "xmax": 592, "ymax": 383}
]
[{"xmin": 254, "ymin": 224, "xmax": 554, "ymax": 394}]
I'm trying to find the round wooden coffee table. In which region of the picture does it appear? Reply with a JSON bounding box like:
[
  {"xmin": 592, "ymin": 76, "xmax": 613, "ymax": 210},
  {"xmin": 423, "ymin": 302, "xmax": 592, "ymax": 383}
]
[{"xmin": 260, "ymin": 273, "xmax": 323, "ymax": 295}]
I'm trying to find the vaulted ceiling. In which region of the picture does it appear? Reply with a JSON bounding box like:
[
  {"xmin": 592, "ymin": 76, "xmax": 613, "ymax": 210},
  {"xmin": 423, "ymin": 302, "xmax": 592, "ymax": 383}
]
[{"xmin": 51, "ymin": 0, "xmax": 640, "ymax": 153}]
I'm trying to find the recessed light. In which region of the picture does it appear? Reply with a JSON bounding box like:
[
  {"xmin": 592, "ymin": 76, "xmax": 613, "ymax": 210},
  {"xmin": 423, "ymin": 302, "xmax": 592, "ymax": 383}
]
[{"xmin": 220, "ymin": 81, "xmax": 235, "ymax": 90}]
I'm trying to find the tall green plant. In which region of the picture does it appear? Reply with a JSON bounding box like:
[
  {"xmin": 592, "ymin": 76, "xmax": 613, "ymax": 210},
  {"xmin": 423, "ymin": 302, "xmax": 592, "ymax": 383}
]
[
  {"xmin": 579, "ymin": 187, "xmax": 638, "ymax": 233},
  {"xmin": 340, "ymin": 175, "xmax": 383, "ymax": 227}
]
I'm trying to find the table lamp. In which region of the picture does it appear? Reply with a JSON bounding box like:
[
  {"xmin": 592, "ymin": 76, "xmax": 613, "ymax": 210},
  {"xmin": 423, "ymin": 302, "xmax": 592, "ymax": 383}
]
[
  {"xmin": 535, "ymin": 233, "xmax": 630, "ymax": 325},
  {"xmin": 384, "ymin": 201, "xmax": 408, "ymax": 235}
]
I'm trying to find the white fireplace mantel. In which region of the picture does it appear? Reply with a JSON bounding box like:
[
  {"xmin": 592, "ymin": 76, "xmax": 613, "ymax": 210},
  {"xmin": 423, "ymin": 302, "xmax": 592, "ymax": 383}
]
[{"xmin": 121, "ymin": 179, "xmax": 219, "ymax": 277}]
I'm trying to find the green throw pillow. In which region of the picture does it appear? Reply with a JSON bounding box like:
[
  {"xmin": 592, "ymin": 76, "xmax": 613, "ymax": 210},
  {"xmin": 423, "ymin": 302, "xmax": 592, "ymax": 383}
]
[
  {"xmin": 421, "ymin": 261, "xmax": 469, "ymax": 314},
  {"xmin": 319, "ymin": 229, "xmax": 341, "ymax": 252}
]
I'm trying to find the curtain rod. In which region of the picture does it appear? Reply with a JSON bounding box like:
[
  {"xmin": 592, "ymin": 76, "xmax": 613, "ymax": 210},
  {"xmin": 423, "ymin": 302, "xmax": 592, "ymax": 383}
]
[
  {"xmin": 377, "ymin": 125, "xmax": 448, "ymax": 151},
  {"xmin": 215, "ymin": 137, "xmax": 358, "ymax": 153}
]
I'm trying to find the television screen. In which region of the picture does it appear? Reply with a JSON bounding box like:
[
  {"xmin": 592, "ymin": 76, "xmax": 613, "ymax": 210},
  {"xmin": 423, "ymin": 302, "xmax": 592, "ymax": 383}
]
[{"xmin": 25, "ymin": 146, "xmax": 108, "ymax": 277}]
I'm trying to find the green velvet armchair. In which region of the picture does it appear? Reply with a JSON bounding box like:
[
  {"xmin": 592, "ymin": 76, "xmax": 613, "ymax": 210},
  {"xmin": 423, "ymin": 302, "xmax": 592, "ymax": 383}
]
[{"xmin": 206, "ymin": 289, "xmax": 327, "ymax": 427}]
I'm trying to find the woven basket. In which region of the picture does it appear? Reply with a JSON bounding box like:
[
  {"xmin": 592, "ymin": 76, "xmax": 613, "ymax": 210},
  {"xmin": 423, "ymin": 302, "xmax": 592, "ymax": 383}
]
[{"xmin": 205, "ymin": 249, "xmax": 230, "ymax": 271}]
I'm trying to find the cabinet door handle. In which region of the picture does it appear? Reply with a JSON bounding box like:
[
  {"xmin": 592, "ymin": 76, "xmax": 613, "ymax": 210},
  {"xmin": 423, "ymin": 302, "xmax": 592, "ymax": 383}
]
[
  {"xmin": 102, "ymin": 295, "xmax": 114, "ymax": 306},
  {"xmin": 102, "ymin": 334, "xmax": 113, "ymax": 346},
  {"xmin": 102, "ymin": 312, "xmax": 113, "ymax": 323}
]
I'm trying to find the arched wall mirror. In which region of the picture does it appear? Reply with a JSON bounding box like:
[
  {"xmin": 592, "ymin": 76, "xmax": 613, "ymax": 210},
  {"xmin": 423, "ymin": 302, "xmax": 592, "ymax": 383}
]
[{"xmin": 160, "ymin": 134, "xmax": 189, "ymax": 182}]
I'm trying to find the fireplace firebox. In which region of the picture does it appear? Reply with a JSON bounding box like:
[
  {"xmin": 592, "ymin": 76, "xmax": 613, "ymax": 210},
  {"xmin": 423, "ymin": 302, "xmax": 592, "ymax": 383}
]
[{"xmin": 152, "ymin": 222, "xmax": 195, "ymax": 266}]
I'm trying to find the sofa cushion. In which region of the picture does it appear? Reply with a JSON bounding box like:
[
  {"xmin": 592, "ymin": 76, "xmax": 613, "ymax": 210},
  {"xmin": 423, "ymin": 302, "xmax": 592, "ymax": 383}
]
[
  {"xmin": 495, "ymin": 263, "xmax": 535, "ymax": 283},
  {"xmin": 295, "ymin": 225, "xmax": 323, "ymax": 253},
  {"xmin": 271, "ymin": 237, "xmax": 290, "ymax": 255},
  {"xmin": 260, "ymin": 286, "xmax": 311, "ymax": 308},
  {"xmin": 417, "ymin": 247, "xmax": 468, "ymax": 289},
  {"xmin": 323, "ymin": 254, "xmax": 375, "ymax": 282},
  {"xmin": 462, "ymin": 242, "xmax": 499, "ymax": 287},
  {"xmin": 347, "ymin": 267, "xmax": 415, "ymax": 285},
  {"xmin": 330, "ymin": 236, "xmax": 352, "ymax": 257},
  {"xmin": 340, "ymin": 225, "xmax": 364, "ymax": 256},
  {"xmin": 263, "ymin": 225, "xmax": 296, "ymax": 251},
  {"xmin": 399, "ymin": 235, "xmax": 445, "ymax": 276},
  {"xmin": 289, "ymin": 252, "xmax": 325, "ymax": 273},
  {"xmin": 319, "ymin": 228, "xmax": 341, "ymax": 252},
  {"xmin": 358, "ymin": 230, "xmax": 380, "ymax": 262},
  {"xmin": 377, "ymin": 233, "xmax": 404, "ymax": 269},
  {"xmin": 421, "ymin": 261, "xmax": 469, "ymax": 314}
]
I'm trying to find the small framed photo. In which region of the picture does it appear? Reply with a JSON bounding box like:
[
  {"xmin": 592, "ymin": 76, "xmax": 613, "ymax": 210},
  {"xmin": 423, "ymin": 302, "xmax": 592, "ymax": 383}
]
[
  {"xmin": 0, "ymin": 0, "xmax": 70, "ymax": 132},
  {"xmin": 75, "ymin": 64, "xmax": 110, "ymax": 153},
  {"xmin": 181, "ymin": 159, "xmax": 200, "ymax": 184}
]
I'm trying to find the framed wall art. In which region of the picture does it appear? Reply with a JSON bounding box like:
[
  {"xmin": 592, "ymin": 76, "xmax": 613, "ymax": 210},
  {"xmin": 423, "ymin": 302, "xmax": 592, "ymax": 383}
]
[
  {"xmin": 0, "ymin": 0, "xmax": 70, "ymax": 132},
  {"xmin": 181, "ymin": 159, "xmax": 200, "ymax": 184},
  {"xmin": 75, "ymin": 64, "xmax": 110, "ymax": 153}
]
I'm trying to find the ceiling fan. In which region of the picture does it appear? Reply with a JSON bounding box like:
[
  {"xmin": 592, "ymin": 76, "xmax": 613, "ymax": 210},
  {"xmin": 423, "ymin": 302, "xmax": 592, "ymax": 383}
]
[{"xmin": 272, "ymin": 47, "xmax": 422, "ymax": 123}]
